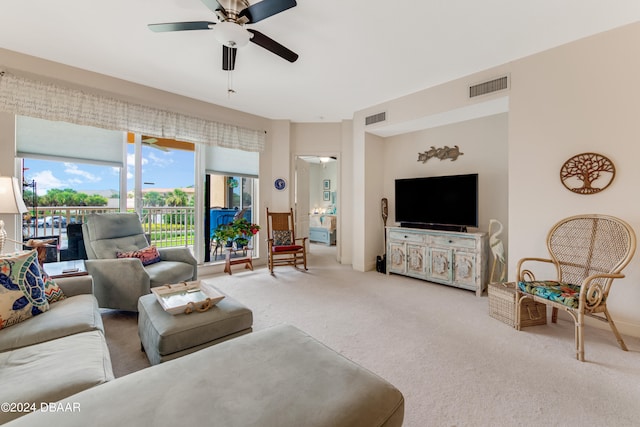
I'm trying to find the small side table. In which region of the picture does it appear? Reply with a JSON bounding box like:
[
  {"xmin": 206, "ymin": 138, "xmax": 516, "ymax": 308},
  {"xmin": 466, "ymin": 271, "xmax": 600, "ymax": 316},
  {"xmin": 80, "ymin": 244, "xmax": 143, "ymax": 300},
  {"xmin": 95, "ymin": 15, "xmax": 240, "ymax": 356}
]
[
  {"xmin": 43, "ymin": 260, "xmax": 87, "ymax": 279},
  {"xmin": 224, "ymin": 247, "xmax": 253, "ymax": 275}
]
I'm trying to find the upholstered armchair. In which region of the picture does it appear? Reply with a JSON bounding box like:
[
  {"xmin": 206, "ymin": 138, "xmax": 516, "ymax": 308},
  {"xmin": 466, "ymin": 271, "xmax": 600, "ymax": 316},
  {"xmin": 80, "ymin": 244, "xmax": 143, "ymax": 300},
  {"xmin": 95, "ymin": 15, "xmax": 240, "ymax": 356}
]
[{"xmin": 82, "ymin": 213, "xmax": 197, "ymax": 311}]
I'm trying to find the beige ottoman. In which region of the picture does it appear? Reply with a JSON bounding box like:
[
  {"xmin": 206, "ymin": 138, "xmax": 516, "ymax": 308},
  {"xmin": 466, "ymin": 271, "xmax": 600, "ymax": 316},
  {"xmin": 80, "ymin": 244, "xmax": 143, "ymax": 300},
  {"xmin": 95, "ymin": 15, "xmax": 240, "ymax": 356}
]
[
  {"xmin": 138, "ymin": 292, "xmax": 253, "ymax": 365},
  {"xmin": 7, "ymin": 325, "xmax": 404, "ymax": 427}
]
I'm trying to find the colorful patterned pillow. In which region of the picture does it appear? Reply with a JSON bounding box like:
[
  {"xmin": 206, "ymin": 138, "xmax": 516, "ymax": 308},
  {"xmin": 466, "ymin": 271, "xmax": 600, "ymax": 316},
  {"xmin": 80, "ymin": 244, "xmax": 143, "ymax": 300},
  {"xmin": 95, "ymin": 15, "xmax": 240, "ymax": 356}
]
[
  {"xmin": 116, "ymin": 245, "xmax": 161, "ymax": 266},
  {"xmin": 0, "ymin": 250, "xmax": 50, "ymax": 330},
  {"xmin": 273, "ymin": 230, "xmax": 292, "ymax": 246},
  {"xmin": 43, "ymin": 273, "xmax": 66, "ymax": 303}
]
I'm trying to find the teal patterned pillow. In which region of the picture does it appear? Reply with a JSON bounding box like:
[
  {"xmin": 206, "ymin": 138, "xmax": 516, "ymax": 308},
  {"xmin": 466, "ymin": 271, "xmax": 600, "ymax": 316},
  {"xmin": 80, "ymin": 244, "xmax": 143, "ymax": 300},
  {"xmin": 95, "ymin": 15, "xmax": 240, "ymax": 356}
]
[
  {"xmin": 273, "ymin": 230, "xmax": 292, "ymax": 246},
  {"xmin": 0, "ymin": 250, "xmax": 50, "ymax": 329}
]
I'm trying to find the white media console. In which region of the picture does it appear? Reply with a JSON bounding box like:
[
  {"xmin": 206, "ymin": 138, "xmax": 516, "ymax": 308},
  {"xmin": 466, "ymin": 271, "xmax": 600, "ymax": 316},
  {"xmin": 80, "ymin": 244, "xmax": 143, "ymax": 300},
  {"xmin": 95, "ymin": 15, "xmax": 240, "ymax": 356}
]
[{"xmin": 386, "ymin": 226, "xmax": 488, "ymax": 296}]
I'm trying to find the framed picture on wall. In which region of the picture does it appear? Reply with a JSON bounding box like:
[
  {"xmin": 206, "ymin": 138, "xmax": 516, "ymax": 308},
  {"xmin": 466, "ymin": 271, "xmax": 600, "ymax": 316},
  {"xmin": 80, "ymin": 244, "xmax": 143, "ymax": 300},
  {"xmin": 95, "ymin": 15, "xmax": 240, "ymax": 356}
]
[
  {"xmin": 323, "ymin": 191, "xmax": 330, "ymax": 201},
  {"xmin": 323, "ymin": 179, "xmax": 330, "ymax": 190}
]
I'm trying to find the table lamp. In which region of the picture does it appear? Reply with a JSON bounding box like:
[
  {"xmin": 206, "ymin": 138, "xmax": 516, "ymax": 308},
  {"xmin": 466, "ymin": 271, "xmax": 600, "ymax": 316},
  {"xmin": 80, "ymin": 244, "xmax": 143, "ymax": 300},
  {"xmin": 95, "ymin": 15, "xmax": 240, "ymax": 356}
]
[{"xmin": 0, "ymin": 176, "xmax": 28, "ymax": 254}]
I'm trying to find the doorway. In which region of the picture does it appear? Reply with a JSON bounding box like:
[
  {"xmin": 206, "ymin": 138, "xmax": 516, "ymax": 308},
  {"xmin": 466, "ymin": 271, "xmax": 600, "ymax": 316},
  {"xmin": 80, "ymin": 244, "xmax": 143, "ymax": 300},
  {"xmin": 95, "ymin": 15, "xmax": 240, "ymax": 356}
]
[{"xmin": 295, "ymin": 155, "xmax": 339, "ymax": 262}]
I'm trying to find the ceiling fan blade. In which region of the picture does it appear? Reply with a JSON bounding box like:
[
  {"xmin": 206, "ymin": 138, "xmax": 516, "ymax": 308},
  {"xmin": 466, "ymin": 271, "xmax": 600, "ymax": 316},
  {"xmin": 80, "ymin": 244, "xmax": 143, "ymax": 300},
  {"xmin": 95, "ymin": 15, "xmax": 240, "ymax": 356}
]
[
  {"xmin": 222, "ymin": 45, "xmax": 237, "ymax": 71},
  {"xmin": 142, "ymin": 138, "xmax": 169, "ymax": 151},
  {"xmin": 247, "ymin": 29, "xmax": 298, "ymax": 63},
  {"xmin": 200, "ymin": 0, "xmax": 225, "ymax": 15},
  {"xmin": 240, "ymin": 0, "xmax": 297, "ymax": 23},
  {"xmin": 148, "ymin": 21, "xmax": 215, "ymax": 32}
]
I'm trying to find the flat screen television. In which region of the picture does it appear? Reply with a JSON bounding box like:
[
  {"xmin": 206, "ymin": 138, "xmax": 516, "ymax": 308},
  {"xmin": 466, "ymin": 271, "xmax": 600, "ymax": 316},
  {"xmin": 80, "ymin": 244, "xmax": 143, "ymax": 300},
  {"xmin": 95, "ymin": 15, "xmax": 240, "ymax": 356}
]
[{"xmin": 395, "ymin": 173, "xmax": 478, "ymax": 231}]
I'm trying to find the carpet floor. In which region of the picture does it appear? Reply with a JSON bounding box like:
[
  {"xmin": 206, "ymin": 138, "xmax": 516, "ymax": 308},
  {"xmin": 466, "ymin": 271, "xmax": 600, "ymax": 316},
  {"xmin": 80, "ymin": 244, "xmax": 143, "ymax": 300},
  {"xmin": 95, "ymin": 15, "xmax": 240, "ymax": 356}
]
[{"xmin": 103, "ymin": 244, "xmax": 640, "ymax": 427}]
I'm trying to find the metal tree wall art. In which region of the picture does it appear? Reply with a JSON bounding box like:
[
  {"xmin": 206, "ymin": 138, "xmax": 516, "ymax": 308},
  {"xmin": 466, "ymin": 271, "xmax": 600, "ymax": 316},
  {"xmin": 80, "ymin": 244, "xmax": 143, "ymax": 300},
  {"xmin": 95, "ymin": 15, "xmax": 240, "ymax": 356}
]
[
  {"xmin": 560, "ymin": 152, "xmax": 615, "ymax": 195},
  {"xmin": 417, "ymin": 145, "xmax": 464, "ymax": 163}
]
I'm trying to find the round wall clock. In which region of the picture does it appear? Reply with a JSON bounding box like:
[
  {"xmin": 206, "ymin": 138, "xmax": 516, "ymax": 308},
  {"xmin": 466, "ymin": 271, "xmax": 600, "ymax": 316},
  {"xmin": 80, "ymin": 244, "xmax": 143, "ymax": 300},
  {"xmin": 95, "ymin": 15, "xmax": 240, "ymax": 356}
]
[
  {"xmin": 560, "ymin": 152, "xmax": 615, "ymax": 195},
  {"xmin": 274, "ymin": 177, "xmax": 287, "ymax": 191}
]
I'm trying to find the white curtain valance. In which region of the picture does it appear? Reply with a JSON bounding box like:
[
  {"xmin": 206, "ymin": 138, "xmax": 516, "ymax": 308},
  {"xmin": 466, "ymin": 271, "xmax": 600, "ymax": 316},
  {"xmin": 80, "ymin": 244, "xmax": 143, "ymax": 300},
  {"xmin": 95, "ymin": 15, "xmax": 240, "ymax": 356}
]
[{"xmin": 0, "ymin": 70, "xmax": 265, "ymax": 152}]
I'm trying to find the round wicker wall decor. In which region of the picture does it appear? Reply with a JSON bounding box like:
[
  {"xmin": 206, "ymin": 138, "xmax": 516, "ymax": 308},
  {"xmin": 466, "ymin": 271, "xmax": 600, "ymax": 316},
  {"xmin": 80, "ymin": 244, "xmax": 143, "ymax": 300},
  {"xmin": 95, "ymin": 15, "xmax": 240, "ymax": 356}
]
[{"xmin": 560, "ymin": 152, "xmax": 615, "ymax": 195}]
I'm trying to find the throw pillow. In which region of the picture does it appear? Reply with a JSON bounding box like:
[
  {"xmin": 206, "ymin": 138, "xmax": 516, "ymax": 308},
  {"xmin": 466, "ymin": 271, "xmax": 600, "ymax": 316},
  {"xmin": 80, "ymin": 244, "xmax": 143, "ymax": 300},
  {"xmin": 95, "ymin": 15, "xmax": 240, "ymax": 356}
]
[
  {"xmin": 43, "ymin": 273, "xmax": 66, "ymax": 303},
  {"xmin": 0, "ymin": 250, "xmax": 50, "ymax": 330},
  {"xmin": 273, "ymin": 230, "xmax": 292, "ymax": 246},
  {"xmin": 116, "ymin": 245, "xmax": 162, "ymax": 266}
]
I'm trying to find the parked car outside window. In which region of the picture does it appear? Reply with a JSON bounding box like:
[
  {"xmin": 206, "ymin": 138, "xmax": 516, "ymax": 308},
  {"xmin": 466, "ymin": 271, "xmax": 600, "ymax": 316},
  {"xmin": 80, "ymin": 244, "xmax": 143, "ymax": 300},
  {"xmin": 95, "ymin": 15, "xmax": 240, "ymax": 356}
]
[
  {"xmin": 52, "ymin": 216, "xmax": 67, "ymax": 227},
  {"xmin": 37, "ymin": 216, "xmax": 67, "ymax": 228}
]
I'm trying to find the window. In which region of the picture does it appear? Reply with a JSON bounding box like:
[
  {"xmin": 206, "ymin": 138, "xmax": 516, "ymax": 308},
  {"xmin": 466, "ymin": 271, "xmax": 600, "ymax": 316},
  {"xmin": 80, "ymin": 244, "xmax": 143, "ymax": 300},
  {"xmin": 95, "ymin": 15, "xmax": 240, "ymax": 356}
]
[
  {"xmin": 208, "ymin": 174, "xmax": 259, "ymax": 262},
  {"xmin": 126, "ymin": 135, "xmax": 196, "ymax": 249},
  {"xmin": 205, "ymin": 145, "xmax": 259, "ymax": 263},
  {"xmin": 17, "ymin": 116, "xmax": 125, "ymax": 256}
]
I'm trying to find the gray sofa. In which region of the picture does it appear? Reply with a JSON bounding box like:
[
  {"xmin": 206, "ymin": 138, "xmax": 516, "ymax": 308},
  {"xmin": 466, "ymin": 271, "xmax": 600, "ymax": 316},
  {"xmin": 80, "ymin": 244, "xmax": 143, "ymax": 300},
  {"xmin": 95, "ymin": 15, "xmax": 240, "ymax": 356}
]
[
  {"xmin": 4, "ymin": 324, "xmax": 404, "ymax": 427},
  {"xmin": 0, "ymin": 275, "xmax": 113, "ymax": 425}
]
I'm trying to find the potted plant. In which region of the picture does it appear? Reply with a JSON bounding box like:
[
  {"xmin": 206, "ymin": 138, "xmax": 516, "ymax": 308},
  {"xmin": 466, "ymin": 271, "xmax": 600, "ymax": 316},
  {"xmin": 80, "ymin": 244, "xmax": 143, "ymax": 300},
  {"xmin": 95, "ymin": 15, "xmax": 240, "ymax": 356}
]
[
  {"xmin": 213, "ymin": 218, "xmax": 260, "ymax": 249},
  {"xmin": 212, "ymin": 223, "xmax": 237, "ymax": 247},
  {"xmin": 230, "ymin": 218, "xmax": 260, "ymax": 249}
]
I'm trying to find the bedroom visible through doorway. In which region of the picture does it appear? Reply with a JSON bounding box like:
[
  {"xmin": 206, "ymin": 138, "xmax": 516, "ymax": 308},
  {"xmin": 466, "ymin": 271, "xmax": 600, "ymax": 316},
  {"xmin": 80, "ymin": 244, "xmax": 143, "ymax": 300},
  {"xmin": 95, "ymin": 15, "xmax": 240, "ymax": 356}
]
[{"xmin": 295, "ymin": 155, "xmax": 338, "ymax": 261}]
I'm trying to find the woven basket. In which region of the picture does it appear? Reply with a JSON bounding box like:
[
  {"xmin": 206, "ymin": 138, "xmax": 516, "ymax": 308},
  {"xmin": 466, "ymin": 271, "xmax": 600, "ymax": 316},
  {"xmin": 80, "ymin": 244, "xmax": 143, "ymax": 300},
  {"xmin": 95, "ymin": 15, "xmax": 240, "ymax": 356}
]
[{"xmin": 488, "ymin": 282, "xmax": 547, "ymax": 328}]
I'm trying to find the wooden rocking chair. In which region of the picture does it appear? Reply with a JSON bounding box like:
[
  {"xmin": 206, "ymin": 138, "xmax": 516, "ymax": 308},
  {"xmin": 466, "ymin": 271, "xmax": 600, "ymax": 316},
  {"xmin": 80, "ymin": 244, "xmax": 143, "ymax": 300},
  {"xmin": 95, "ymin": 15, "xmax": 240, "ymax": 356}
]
[
  {"xmin": 266, "ymin": 208, "xmax": 308, "ymax": 274},
  {"xmin": 515, "ymin": 214, "xmax": 636, "ymax": 361}
]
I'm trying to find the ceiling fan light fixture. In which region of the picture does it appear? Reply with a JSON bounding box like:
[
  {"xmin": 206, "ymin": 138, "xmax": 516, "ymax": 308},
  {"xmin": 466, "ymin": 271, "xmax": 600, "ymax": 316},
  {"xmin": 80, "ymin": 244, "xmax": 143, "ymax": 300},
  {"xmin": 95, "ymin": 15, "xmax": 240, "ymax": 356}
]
[{"xmin": 214, "ymin": 21, "xmax": 251, "ymax": 47}]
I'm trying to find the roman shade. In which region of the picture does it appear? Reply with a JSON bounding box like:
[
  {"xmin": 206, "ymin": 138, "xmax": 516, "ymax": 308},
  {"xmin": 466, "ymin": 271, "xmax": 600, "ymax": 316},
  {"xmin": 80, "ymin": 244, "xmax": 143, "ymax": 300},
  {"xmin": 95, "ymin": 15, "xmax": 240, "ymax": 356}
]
[
  {"xmin": 16, "ymin": 115, "xmax": 124, "ymax": 167},
  {"xmin": 205, "ymin": 145, "xmax": 259, "ymax": 178}
]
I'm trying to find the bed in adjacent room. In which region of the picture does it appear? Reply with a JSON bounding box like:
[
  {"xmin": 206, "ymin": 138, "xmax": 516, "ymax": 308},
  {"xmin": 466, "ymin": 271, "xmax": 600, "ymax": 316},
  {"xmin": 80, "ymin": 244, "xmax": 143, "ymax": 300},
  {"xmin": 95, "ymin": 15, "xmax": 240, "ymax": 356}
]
[{"xmin": 309, "ymin": 214, "xmax": 336, "ymax": 245}]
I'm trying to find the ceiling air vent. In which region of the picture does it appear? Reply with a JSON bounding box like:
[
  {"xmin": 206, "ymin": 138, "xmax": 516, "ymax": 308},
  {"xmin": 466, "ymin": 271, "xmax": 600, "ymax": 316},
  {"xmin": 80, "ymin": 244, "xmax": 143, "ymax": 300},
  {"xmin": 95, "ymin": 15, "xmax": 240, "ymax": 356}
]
[
  {"xmin": 365, "ymin": 111, "xmax": 386, "ymax": 126},
  {"xmin": 469, "ymin": 76, "xmax": 508, "ymax": 98}
]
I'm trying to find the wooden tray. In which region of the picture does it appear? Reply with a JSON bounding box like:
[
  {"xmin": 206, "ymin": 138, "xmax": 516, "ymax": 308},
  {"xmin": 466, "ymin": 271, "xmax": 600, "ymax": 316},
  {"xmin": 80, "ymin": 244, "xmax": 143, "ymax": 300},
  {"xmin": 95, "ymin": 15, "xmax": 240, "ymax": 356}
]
[{"xmin": 151, "ymin": 281, "xmax": 225, "ymax": 315}]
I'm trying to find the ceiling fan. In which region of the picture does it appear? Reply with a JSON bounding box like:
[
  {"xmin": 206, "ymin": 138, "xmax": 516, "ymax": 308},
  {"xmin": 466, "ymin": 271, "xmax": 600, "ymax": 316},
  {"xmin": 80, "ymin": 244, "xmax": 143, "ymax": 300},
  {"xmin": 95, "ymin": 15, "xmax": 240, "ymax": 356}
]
[
  {"xmin": 148, "ymin": 0, "xmax": 299, "ymax": 71},
  {"xmin": 141, "ymin": 137, "xmax": 168, "ymax": 152}
]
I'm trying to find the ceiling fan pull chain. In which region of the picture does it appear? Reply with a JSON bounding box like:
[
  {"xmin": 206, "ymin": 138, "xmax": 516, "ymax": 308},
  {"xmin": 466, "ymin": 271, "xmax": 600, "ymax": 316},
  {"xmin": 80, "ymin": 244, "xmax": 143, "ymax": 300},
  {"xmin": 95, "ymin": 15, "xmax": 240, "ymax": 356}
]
[{"xmin": 227, "ymin": 45, "xmax": 235, "ymax": 96}]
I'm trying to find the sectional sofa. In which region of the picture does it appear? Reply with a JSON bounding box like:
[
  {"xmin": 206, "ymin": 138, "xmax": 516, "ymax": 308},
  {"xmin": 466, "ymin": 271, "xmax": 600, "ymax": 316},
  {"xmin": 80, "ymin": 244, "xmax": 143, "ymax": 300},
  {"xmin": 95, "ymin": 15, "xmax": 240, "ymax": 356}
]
[
  {"xmin": 1, "ymin": 276, "xmax": 404, "ymax": 426},
  {"xmin": 0, "ymin": 275, "xmax": 113, "ymax": 424}
]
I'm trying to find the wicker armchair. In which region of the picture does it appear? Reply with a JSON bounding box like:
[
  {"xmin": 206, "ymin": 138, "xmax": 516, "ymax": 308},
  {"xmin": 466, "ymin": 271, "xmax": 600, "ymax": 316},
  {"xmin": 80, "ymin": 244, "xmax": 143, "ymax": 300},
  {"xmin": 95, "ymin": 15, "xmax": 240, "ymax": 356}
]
[
  {"xmin": 266, "ymin": 208, "xmax": 308, "ymax": 274},
  {"xmin": 515, "ymin": 214, "xmax": 636, "ymax": 361}
]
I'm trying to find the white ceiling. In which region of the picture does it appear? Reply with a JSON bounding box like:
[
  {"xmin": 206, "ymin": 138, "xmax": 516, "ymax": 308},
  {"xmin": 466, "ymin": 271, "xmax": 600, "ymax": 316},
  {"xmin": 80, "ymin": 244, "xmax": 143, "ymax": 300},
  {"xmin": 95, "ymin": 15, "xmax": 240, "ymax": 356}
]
[{"xmin": 1, "ymin": 1, "xmax": 640, "ymax": 123}]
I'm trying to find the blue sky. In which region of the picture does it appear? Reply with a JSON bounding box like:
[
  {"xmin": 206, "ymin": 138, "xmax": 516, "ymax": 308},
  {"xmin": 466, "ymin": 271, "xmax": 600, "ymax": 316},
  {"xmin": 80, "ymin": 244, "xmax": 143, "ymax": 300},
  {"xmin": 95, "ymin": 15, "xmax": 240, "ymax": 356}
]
[{"xmin": 23, "ymin": 145, "xmax": 195, "ymax": 195}]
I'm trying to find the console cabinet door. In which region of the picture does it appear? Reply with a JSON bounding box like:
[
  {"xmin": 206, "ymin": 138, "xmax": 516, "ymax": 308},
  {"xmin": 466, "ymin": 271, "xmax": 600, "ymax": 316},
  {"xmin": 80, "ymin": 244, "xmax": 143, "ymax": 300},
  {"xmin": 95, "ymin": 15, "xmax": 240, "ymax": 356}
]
[
  {"xmin": 406, "ymin": 244, "xmax": 427, "ymax": 277},
  {"xmin": 429, "ymin": 248, "xmax": 452, "ymax": 283},
  {"xmin": 453, "ymin": 250, "xmax": 477, "ymax": 288},
  {"xmin": 388, "ymin": 242, "xmax": 406, "ymax": 274}
]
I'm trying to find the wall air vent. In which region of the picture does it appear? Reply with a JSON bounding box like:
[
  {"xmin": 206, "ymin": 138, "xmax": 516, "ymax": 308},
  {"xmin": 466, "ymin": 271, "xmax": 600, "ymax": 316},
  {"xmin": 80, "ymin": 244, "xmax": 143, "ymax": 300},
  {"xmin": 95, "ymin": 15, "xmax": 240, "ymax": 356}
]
[
  {"xmin": 469, "ymin": 76, "xmax": 508, "ymax": 98},
  {"xmin": 365, "ymin": 111, "xmax": 386, "ymax": 126}
]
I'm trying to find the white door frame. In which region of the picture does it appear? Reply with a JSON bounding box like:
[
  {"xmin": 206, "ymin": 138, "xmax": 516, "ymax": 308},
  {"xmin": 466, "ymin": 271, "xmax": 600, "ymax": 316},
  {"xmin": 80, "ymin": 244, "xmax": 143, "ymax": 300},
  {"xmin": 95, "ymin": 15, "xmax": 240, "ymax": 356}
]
[{"xmin": 294, "ymin": 154, "xmax": 340, "ymax": 262}]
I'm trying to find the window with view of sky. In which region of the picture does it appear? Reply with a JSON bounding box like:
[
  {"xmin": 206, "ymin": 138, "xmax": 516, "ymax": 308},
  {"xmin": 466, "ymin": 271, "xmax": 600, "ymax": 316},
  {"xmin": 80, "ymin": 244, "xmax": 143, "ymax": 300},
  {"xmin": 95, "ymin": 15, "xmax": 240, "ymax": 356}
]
[
  {"xmin": 23, "ymin": 144, "xmax": 195, "ymax": 196},
  {"xmin": 18, "ymin": 117, "xmax": 258, "ymax": 263}
]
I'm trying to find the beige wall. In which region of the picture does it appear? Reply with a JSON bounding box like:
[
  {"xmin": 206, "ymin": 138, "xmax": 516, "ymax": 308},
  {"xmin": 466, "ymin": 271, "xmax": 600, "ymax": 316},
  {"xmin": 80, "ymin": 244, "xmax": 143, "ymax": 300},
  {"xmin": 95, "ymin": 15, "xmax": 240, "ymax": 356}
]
[
  {"xmin": 290, "ymin": 121, "xmax": 350, "ymax": 262},
  {"xmin": 265, "ymin": 120, "xmax": 292, "ymax": 212},
  {"xmin": 353, "ymin": 21, "xmax": 640, "ymax": 336},
  {"xmin": 507, "ymin": 22, "xmax": 640, "ymax": 335},
  {"xmin": 382, "ymin": 114, "xmax": 509, "ymax": 263}
]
